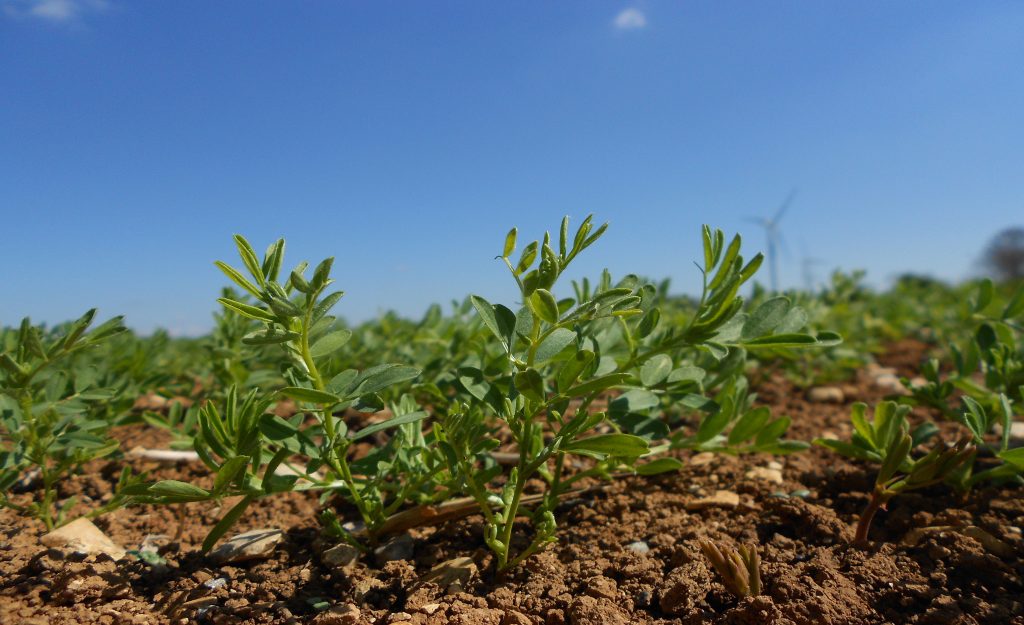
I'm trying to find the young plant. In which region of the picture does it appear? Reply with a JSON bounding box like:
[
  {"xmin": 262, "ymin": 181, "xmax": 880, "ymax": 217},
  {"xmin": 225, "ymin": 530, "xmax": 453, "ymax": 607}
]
[
  {"xmin": 143, "ymin": 236, "xmax": 428, "ymax": 550},
  {"xmin": 436, "ymin": 216, "xmax": 676, "ymax": 572},
  {"xmin": 0, "ymin": 310, "xmax": 142, "ymax": 529},
  {"xmin": 815, "ymin": 401, "xmax": 975, "ymax": 542},
  {"xmin": 699, "ymin": 539, "xmax": 761, "ymax": 598},
  {"xmin": 630, "ymin": 230, "xmax": 840, "ymax": 455},
  {"xmin": 435, "ymin": 218, "xmax": 836, "ymax": 572}
]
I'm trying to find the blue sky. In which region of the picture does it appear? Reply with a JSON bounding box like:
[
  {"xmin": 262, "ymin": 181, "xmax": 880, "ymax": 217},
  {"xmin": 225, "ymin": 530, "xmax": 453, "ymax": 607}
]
[{"xmin": 2, "ymin": 1, "xmax": 1023, "ymax": 335}]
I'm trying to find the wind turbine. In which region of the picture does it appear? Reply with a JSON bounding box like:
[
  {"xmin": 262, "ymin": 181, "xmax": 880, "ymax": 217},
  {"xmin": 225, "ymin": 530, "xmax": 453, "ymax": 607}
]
[{"xmin": 747, "ymin": 189, "xmax": 797, "ymax": 292}]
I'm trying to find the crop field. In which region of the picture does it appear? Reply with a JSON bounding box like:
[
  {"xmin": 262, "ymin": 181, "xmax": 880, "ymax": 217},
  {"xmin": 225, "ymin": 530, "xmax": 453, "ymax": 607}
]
[{"xmin": 1, "ymin": 218, "xmax": 1022, "ymax": 625}]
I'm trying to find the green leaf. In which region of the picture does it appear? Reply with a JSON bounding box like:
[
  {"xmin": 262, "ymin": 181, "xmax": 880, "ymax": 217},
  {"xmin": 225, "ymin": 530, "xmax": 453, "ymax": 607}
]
[
  {"xmin": 565, "ymin": 373, "xmax": 631, "ymax": 398},
  {"xmin": 640, "ymin": 354, "xmax": 673, "ymax": 386},
  {"xmin": 214, "ymin": 261, "xmax": 263, "ymax": 299},
  {"xmin": 516, "ymin": 241, "xmax": 539, "ymax": 274},
  {"xmin": 351, "ymin": 410, "xmax": 429, "ymax": 440},
  {"xmin": 667, "ymin": 366, "xmax": 706, "ymax": 386},
  {"xmin": 202, "ymin": 495, "xmax": 254, "ymax": 553},
  {"xmin": 535, "ymin": 328, "xmax": 576, "ymax": 363},
  {"xmin": 849, "ymin": 403, "xmax": 875, "ymax": 448},
  {"xmin": 242, "ymin": 328, "xmax": 301, "ymax": 345},
  {"xmin": 695, "ymin": 406, "xmax": 732, "ymax": 443},
  {"xmin": 565, "ymin": 433, "xmax": 649, "ymax": 458},
  {"xmin": 503, "ymin": 228, "xmax": 517, "ymax": 259},
  {"xmin": 218, "ymin": 298, "xmax": 276, "ymax": 322},
  {"xmin": 610, "ymin": 389, "xmax": 660, "ymax": 414},
  {"xmin": 471, "ymin": 296, "xmax": 516, "ymax": 352},
  {"xmin": 742, "ymin": 298, "xmax": 791, "ymax": 340},
  {"xmin": 813, "ymin": 438, "xmax": 879, "ymax": 463},
  {"xmin": 1003, "ymin": 288, "xmax": 1024, "ymax": 319},
  {"xmin": 531, "ymin": 289, "xmax": 560, "ymax": 324},
  {"xmin": 310, "ymin": 330, "xmax": 353, "ymax": 358},
  {"xmin": 755, "ymin": 416, "xmax": 792, "ymax": 446},
  {"xmin": 267, "ymin": 295, "xmax": 302, "ymax": 318},
  {"xmin": 353, "ymin": 364, "xmax": 420, "ymax": 395},
  {"xmin": 740, "ymin": 333, "xmax": 821, "ymax": 348},
  {"xmin": 635, "ymin": 457, "xmax": 684, "ymax": 475},
  {"xmin": 997, "ymin": 447, "xmax": 1024, "ymax": 470},
  {"xmin": 457, "ymin": 367, "xmax": 492, "ymax": 402},
  {"xmin": 214, "ymin": 456, "xmax": 250, "ymax": 492},
  {"xmin": 999, "ymin": 394, "xmax": 1013, "ymax": 452},
  {"xmin": 311, "ymin": 257, "xmax": 335, "ymax": 289},
  {"xmin": 637, "ymin": 309, "xmax": 661, "ymax": 339},
  {"xmin": 326, "ymin": 369, "xmax": 358, "ymax": 394},
  {"xmin": 879, "ymin": 433, "xmax": 912, "ymax": 484},
  {"xmin": 776, "ymin": 307, "xmax": 809, "ymax": 334},
  {"xmin": 514, "ymin": 369, "xmax": 545, "ymax": 403},
  {"xmin": 233, "ymin": 234, "xmax": 265, "ymax": 285},
  {"xmin": 727, "ymin": 406, "xmax": 771, "ymax": 445},
  {"xmin": 556, "ymin": 350, "xmax": 595, "ymax": 393},
  {"xmin": 279, "ymin": 387, "xmax": 342, "ymax": 405},
  {"xmin": 313, "ymin": 291, "xmax": 345, "ymax": 321},
  {"xmin": 148, "ymin": 480, "xmax": 211, "ymax": 502},
  {"xmin": 973, "ymin": 278, "xmax": 994, "ymax": 313}
]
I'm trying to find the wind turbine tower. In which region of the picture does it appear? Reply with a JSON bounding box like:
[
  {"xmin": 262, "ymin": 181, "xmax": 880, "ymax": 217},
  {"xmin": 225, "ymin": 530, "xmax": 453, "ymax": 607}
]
[{"xmin": 748, "ymin": 189, "xmax": 797, "ymax": 292}]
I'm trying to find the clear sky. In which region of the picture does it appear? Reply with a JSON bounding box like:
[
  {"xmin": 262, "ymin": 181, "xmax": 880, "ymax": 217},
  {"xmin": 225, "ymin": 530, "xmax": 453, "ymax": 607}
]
[{"xmin": 2, "ymin": 1, "xmax": 1023, "ymax": 335}]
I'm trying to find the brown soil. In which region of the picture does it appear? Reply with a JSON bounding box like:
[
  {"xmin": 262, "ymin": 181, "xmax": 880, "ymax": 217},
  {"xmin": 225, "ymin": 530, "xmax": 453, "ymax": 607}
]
[{"xmin": 2, "ymin": 344, "xmax": 1022, "ymax": 625}]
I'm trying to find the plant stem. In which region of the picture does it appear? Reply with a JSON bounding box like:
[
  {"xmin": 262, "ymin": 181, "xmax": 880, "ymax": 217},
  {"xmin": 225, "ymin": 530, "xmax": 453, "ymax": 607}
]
[
  {"xmin": 854, "ymin": 489, "xmax": 887, "ymax": 542},
  {"xmin": 297, "ymin": 299, "xmax": 375, "ymax": 535}
]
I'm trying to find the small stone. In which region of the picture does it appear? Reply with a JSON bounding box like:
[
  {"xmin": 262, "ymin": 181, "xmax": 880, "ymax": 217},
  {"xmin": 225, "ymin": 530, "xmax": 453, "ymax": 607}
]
[
  {"xmin": 203, "ymin": 577, "xmax": 227, "ymax": 590},
  {"xmin": 209, "ymin": 528, "xmax": 283, "ymax": 564},
  {"xmin": 790, "ymin": 489, "xmax": 811, "ymax": 499},
  {"xmin": 808, "ymin": 386, "xmax": 844, "ymax": 403},
  {"xmin": 866, "ymin": 363, "xmax": 897, "ymax": 377},
  {"xmin": 389, "ymin": 613, "xmax": 412, "ymax": 623},
  {"xmin": 689, "ymin": 452, "xmax": 715, "ymax": 467},
  {"xmin": 314, "ymin": 603, "xmax": 360, "ymax": 625},
  {"xmin": 874, "ymin": 374, "xmax": 908, "ymax": 394},
  {"xmin": 686, "ymin": 490, "xmax": 739, "ymax": 511},
  {"xmin": 41, "ymin": 518, "xmax": 126, "ymax": 560},
  {"xmin": 908, "ymin": 376, "xmax": 929, "ymax": 389},
  {"xmin": 140, "ymin": 534, "xmax": 169, "ymax": 553},
  {"xmin": 744, "ymin": 466, "xmax": 783, "ymax": 484},
  {"xmin": 767, "ymin": 461, "xmax": 783, "ymax": 470},
  {"xmin": 374, "ymin": 533, "xmax": 414, "ymax": 565},
  {"xmin": 584, "ymin": 576, "xmax": 618, "ymax": 601},
  {"xmin": 568, "ymin": 595, "xmax": 628, "ymax": 625},
  {"xmin": 321, "ymin": 542, "xmax": 361, "ymax": 571},
  {"xmin": 420, "ymin": 556, "xmax": 478, "ymax": 594},
  {"xmin": 420, "ymin": 603, "xmax": 442, "ymax": 615},
  {"xmin": 994, "ymin": 422, "xmax": 1024, "ymax": 446},
  {"xmin": 504, "ymin": 611, "xmax": 532, "ymax": 625},
  {"xmin": 624, "ymin": 541, "xmax": 650, "ymax": 555}
]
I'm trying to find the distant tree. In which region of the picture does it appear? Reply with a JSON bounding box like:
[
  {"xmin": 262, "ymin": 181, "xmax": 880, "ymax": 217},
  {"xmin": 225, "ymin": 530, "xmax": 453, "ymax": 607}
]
[{"xmin": 981, "ymin": 227, "xmax": 1024, "ymax": 282}]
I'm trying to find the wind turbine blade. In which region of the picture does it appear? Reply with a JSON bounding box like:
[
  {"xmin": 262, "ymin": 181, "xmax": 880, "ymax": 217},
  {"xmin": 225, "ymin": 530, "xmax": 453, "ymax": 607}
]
[{"xmin": 772, "ymin": 188, "xmax": 798, "ymax": 224}]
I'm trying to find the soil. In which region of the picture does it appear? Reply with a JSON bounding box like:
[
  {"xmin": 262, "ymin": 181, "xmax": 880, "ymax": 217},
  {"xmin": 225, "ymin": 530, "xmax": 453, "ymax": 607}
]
[{"xmin": 2, "ymin": 342, "xmax": 1022, "ymax": 625}]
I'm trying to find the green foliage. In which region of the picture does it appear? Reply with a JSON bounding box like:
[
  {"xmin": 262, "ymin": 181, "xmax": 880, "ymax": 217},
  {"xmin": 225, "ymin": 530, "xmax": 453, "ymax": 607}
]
[
  {"xmin": 815, "ymin": 401, "xmax": 976, "ymax": 541},
  {"xmin": 433, "ymin": 218, "xmax": 836, "ymax": 571},
  {"xmin": 0, "ymin": 310, "xmax": 145, "ymax": 529},
  {"xmin": 141, "ymin": 236, "xmax": 427, "ymax": 550}
]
